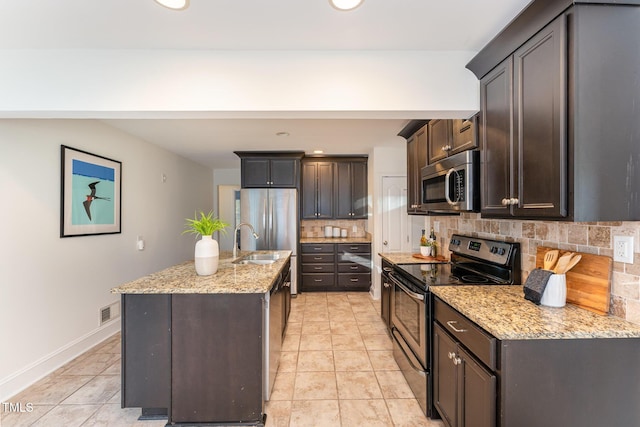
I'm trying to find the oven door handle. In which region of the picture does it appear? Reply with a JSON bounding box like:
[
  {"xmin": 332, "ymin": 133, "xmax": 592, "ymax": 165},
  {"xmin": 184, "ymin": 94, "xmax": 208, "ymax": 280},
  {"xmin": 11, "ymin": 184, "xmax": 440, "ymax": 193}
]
[
  {"xmin": 392, "ymin": 327, "xmax": 427, "ymax": 374},
  {"xmin": 389, "ymin": 273, "xmax": 424, "ymax": 301}
]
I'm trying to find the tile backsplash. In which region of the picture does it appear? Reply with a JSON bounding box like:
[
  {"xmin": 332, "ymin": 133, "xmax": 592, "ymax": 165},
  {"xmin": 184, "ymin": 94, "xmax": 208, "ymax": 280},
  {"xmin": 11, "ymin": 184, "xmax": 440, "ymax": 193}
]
[
  {"xmin": 425, "ymin": 213, "xmax": 640, "ymax": 325},
  {"xmin": 300, "ymin": 219, "xmax": 368, "ymax": 238}
]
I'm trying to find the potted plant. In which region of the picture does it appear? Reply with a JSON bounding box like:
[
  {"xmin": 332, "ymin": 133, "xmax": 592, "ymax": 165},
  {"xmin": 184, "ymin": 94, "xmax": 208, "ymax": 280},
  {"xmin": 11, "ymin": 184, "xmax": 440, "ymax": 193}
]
[{"xmin": 183, "ymin": 211, "xmax": 229, "ymax": 276}]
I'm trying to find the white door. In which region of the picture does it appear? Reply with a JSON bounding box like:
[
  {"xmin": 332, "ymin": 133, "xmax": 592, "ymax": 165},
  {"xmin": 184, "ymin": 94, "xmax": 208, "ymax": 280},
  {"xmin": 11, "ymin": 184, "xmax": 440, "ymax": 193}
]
[{"xmin": 381, "ymin": 176, "xmax": 409, "ymax": 253}]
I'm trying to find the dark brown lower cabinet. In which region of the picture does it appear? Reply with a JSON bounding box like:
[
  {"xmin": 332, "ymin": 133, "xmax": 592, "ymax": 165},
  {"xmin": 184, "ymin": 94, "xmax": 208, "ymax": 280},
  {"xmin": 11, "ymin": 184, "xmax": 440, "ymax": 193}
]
[
  {"xmin": 170, "ymin": 294, "xmax": 264, "ymax": 424},
  {"xmin": 300, "ymin": 242, "xmax": 371, "ymax": 292},
  {"xmin": 433, "ymin": 323, "xmax": 496, "ymax": 427},
  {"xmin": 121, "ymin": 294, "xmax": 171, "ymax": 418},
  {"xmin": 434, "ymin": 296, "xmax": 640, "ymax": 427}
]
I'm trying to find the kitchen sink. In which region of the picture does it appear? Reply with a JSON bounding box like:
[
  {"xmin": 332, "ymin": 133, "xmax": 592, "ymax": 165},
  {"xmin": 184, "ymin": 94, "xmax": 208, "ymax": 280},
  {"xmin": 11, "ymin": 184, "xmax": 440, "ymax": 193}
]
[{"xmin": 232, "ymin": 252, "xmax": 280, "ymax": 265}]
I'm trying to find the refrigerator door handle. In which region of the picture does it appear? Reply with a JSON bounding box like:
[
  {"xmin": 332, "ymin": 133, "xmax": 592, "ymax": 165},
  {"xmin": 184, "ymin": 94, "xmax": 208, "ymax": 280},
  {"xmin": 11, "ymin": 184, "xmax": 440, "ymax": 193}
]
[{"xmin": 268, "ymin": 195, "xmax": 273, "ymax": 248}]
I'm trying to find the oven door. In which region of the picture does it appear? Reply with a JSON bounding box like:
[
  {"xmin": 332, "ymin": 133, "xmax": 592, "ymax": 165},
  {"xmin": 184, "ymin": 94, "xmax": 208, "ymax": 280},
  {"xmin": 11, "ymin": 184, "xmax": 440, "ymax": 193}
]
[{"xmin": 389, "ymin": 272, "xmax": 427, "ymax": 368}]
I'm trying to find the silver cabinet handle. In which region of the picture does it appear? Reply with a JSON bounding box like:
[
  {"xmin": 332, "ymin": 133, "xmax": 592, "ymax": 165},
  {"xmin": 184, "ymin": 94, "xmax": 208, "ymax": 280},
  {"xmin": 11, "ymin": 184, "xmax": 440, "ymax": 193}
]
[
  {"xmin": 448, "ymin": 352, "xmax": 456, "ymax": 360},
  {"xmin": 453, "ymin": 357, "xmax": 462, "ymax": 366},
  {"xmin": 501, "ymin": 198, "xmax": 510, "ymax": 206},
  {"xmin": 383, "ymin": 241, "xmax": 388, "ymax": 246},
  {"xmin": 446, "ymin": 320, "xmax": 467, "ymax": 333},
  {"xmin": 383, "ymin": 267, "xmax": 393, "ymax": 273},
  {"xmin": 350, "ymin": 278, "xmax": 359, "ymax": 282}
]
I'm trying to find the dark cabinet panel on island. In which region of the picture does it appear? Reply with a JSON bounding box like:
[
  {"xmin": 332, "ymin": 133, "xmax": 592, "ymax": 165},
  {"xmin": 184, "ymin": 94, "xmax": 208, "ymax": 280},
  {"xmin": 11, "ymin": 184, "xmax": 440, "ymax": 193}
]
[{"xmin": 121, "ymin": 294, "xmax": 171, "ymax": 416}]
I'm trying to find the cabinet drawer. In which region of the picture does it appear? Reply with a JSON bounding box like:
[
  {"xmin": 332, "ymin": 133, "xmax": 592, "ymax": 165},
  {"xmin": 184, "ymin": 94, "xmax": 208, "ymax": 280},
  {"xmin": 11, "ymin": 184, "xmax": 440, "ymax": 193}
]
[
  {"xmin": 337, "ymin": 273, "xmax": 371, "ymax": 288},
  {"xmin": 301, "ymin": 254, "xmax": 334, "ymax": 264},
  {"xmin": 336, "ymin": 243, "xmax": 371, "ymax": 254},
  {"xmin": 338, "ymin": 252, "xmax": 371, "ymax": 264},
  {"xmin": 338, "ymin": 263, "xmax": 371, "ymax": 273},
  {"xmin": 302, "ymin": 263, "xmax": 335, "ymax": 273},
  {"xmin": 301, "ymin": 243, "xmax": 334, "ymax": 254},
  {"xmin": 434, "ymin": 298, "xmax": 496, "ymax": 370},
  {"xmin": 301, "ymin": 273, "xmax": 335, "ymax": 288}
]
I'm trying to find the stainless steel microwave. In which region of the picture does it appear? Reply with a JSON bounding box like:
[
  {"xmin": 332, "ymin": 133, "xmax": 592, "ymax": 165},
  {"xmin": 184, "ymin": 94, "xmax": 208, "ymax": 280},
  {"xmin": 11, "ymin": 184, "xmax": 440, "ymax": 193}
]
[{"xmin": 420, "ymin": 150, "xmax": 479, "ymax": 213}]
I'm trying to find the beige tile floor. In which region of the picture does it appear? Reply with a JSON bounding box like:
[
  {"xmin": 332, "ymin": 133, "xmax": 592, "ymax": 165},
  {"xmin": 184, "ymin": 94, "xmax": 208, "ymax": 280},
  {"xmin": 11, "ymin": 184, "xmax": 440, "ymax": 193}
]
[{"xmin": 1, "ymin": 292, "xmax": 444, "ymax": 427}]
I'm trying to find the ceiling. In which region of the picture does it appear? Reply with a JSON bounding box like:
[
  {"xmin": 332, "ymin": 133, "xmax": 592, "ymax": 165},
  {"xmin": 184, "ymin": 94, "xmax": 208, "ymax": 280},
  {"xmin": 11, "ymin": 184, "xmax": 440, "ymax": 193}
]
[{"xmin": 1, "ymin": 0, "xmax": 532, "ymax": 169}]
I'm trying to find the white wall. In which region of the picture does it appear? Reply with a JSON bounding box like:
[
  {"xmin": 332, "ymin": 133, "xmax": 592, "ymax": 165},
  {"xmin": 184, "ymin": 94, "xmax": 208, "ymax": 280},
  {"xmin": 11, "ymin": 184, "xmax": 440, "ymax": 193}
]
[
  {"xmin": 0, "ymin": 50, "xmax": 479, "ymax": 117},
  {"xmin": 370, "ymin": 145, "xmax": 409, "ymax": 299},
  {"xmin": 0, "ymin": 120, "xmax": 213, "ymax": 400}
]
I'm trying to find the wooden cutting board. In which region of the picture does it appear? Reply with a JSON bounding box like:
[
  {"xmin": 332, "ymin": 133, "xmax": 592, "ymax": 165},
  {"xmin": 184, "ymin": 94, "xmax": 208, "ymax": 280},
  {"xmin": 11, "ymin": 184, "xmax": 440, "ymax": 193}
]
[{"xmin": 535, "ymin": 246, "xmax": 612, "ymax": 315}]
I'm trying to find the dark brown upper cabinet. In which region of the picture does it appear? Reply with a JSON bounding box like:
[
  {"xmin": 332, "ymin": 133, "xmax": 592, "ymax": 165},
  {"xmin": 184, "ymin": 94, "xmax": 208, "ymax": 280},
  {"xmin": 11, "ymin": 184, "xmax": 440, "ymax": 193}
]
[
  {"xmin": 479, "ymin": 16, "xmax": 567, "ymax": 218},
  {"xmin": 301, "ymin": 161, "xmax": 334, "ymax": 219},
  {"xmin": 428, "ymin": 118, "xmax": 478, "ymax": 165},
  {"xmin": 301, "ymin": 157, "xmax": 368, "ymax": 220},
  {"xmin": 400, "ymin": 122, "xmax": 428, "ymax": 215},
  {"xmin": 335, "ymin": 160, "xmax": 368, "ymax": 219},
  {"xmin": 235, "ymin": 151, "xmax": 304, "ymax": 188},
  {"xmin": 468, "ymin": 0, "xmax": 640, "ymax": 221}
]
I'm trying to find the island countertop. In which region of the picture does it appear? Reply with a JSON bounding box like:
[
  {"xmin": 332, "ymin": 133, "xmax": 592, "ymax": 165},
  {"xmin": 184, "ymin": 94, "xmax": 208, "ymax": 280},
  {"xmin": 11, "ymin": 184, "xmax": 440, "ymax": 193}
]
[
  {"xmin": 111, "ymin": 250, "xmax": 291, "ymax": 295},
  {"xmin": 430, "ymin": 285, "xmax": 640, "ymax": 340}
]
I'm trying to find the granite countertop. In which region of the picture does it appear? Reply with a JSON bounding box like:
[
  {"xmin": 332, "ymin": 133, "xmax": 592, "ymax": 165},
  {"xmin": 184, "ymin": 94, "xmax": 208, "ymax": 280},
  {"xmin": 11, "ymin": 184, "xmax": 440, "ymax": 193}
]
[
  {"xmin": 430, "ymin": 285, "xmax": 640, "ymax": 340},
  {"xmin": 111, "ymin": 250, "xmax": 291, "ymax": 295},
  {"xmin": 379, "ymin": 252, "xmax": 449, "ymax": 265},
  {"xmin": 301, "ymin": 236, "xmax": 371, "ymax": 244}
]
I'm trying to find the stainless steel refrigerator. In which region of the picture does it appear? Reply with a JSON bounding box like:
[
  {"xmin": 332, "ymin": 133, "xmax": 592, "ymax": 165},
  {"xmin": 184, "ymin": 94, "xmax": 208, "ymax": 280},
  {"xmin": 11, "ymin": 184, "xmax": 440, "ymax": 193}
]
[{"xmin": 240, "ymin": 188, "xmax": 298, "ymax": 294}]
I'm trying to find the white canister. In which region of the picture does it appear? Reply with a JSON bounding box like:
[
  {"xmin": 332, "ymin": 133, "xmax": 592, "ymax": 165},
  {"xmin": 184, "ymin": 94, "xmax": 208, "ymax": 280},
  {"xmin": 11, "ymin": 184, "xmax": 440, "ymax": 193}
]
[
  {"xmin": 324, "ymin": 226, "xmax": 333, "ymax": 237},
  {"xmin": 333, "ymin": 227, "xmax": 340, "ymax": 238},
  {"xmin": 341, "ymin": 229, "xmax": 347, "ymax": 238},
  {"xmin": 540, "ymin": 274, "xmax": 567, "ymax": 307}
]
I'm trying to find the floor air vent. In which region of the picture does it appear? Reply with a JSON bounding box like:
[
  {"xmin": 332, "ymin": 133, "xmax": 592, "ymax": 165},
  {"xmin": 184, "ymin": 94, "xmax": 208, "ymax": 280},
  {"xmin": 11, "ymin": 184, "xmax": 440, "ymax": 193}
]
[{"xmin": 100, "ymin": 301, "xmax": 121, "ymax": 326}]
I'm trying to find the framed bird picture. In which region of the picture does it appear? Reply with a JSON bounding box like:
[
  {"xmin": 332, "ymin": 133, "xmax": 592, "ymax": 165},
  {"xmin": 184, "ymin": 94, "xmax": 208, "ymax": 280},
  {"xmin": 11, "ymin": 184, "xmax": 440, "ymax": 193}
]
[{"xmin": 60, "ymin": 145, "xmax": 122, "ymax": 237}]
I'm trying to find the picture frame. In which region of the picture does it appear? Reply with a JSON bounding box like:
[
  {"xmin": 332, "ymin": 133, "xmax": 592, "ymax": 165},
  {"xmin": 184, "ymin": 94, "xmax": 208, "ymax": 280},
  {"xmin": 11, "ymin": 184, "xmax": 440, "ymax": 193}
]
[{"xmin": 60, "ymin": 145, "xmax": 122, "ymax": 237}]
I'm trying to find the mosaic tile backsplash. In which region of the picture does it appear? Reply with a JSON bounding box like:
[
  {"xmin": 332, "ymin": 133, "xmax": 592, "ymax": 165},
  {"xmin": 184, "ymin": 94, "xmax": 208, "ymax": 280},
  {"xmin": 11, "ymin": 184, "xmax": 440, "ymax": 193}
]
[{"xmin": 424, "ymin": 213, "xmax": 640, "ymax": 325}]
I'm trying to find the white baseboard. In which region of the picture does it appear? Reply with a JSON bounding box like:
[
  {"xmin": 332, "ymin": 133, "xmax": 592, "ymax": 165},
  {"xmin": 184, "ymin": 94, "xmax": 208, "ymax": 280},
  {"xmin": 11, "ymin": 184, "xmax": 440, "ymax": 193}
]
[{"xmin": 0, "ymin": 320, "xmax": 121, "ymax": 402}]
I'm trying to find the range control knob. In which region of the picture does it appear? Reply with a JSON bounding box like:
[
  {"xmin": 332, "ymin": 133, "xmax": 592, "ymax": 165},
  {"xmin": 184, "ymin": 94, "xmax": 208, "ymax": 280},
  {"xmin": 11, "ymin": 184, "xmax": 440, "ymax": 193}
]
[
  {"xmin": 498, "ymin": 248, "xmax": 506, "ymax": 256},
  {"xmin": 490, "ymin": 246, "xmax": 498, "ymax": 254}
]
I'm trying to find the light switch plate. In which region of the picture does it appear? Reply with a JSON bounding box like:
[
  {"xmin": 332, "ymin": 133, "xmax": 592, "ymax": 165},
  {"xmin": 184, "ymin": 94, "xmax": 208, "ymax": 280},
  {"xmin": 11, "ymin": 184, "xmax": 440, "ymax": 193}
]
[{"xmin": 613, "ymin": 235, "xmax": 634, "ymax": 263}]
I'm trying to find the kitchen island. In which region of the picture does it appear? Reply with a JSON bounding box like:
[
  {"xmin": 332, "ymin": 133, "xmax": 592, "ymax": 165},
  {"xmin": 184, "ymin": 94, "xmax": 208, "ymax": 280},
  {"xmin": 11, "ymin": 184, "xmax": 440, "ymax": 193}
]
[
  {"xmin": 111, "ymin": 250, "xmax": 292, "ymax": 427},
  {"xmin": 430, "ymin": 285, "xmax": 640, "ymax": 427}
]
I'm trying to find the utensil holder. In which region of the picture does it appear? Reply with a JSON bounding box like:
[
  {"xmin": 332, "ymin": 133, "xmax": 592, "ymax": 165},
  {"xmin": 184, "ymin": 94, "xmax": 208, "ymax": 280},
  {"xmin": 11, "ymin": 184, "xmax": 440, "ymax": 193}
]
[{"xmin": 540, "ymin": 274, "xmax": 567, "ymax": 307}]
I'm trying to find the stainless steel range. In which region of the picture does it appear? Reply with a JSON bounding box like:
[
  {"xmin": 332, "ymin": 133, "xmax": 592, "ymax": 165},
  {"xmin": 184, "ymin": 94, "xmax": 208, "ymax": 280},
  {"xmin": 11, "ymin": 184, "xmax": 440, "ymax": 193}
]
[{"xmin": 389, "ymin": 234, "xmax": 520, "ymax": 417}]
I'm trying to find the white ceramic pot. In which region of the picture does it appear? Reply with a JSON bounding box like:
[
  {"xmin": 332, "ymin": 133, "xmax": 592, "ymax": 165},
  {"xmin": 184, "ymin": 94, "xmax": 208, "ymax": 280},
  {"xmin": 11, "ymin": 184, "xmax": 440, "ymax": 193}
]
[
  {"xmin": 194, "ymin": 235, "xmax": 219, "ymax": 276},
  {"xmin": 540, "ymin": 274, "xmax": 567, "ymax": 307},
  {"xmin": 420, "ymin": 246, "xmax": 431, "ymax": 257}
]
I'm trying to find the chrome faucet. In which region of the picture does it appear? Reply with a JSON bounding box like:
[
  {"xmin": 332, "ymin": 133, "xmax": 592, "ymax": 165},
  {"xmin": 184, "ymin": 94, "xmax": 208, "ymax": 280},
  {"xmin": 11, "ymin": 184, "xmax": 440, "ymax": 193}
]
[{"xmin": 233, "ymin": 222, "xmax": 259, "ymax": 259}]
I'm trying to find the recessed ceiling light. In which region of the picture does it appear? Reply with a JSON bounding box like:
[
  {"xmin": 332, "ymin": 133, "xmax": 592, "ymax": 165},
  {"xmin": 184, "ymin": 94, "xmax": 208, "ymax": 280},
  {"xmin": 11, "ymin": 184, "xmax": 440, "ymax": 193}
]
[
  {"xmin": 329, "ymin": 0, "xmax": 364, "ymax": 11},
  {"xmin": 276, "ymin": 131, "xmax": 290, "ymax": 137},
  {"xmin": 313, "ymin": 150, "xmax": 324, "ymax": 154},
  {"xmin": 154, "ymin": 0, "xmax": 189, "ymax": 10}
]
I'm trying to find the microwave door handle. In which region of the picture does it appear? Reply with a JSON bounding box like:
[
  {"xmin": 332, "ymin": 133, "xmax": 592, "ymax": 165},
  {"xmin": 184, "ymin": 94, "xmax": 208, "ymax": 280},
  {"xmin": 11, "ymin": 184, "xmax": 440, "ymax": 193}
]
[{"xmin": 445, "ymin": 168, "xmax": 457, "ymax": 206}]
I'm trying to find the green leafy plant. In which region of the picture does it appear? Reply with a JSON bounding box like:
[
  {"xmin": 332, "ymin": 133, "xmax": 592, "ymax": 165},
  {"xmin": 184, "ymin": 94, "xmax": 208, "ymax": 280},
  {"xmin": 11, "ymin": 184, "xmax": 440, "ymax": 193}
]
[{"xmin": 183, "ymin": 211, "xmax": 229, "ymax": 237}]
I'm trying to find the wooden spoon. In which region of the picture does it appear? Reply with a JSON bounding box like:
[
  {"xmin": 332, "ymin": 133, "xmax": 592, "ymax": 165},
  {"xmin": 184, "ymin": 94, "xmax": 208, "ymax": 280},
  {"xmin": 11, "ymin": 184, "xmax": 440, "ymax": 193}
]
[
  {"xmin": 554, "ymin": 252, "xmax": 574, "ymax": 274},
  {"xmin": 543, "ymin": 250, "xmax": 559, "ymax": 270},
  {"xmin": 558, "ymin": 254, "xmax": 582, "ymax": 274}
]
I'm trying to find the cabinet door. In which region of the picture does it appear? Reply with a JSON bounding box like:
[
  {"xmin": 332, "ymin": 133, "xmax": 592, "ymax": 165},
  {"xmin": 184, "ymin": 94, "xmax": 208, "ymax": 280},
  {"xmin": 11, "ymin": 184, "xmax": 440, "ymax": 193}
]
[
  {"xmin": 316, "ymin": 162, "xmax": 334, "ymax": 219},
  {"xmin": 122, "ymin": 294, "xmax": 171, "ymax": 411},
  {"xmin": 513, "ymin": 15, "xmax": 567, "ymax": 218},
  {"xmin": 458, "ymin": 347, "xmax": 496, "ymax": 427},
  {"xmin": 480, "ymin": 57, "xmax": 513, "ymax": 216},
  {"xmin": 301, "ymin": 162, "xmax": 318, "ymax": 219},
  {"xmin": 242, "ymin": 158, "xmax": 270, "ymax": 188},
  {"xmin": 350, "ymin": 161, "xmax": 368, "ymax": 218},
  {"xmin": 270, "ymin": 158, "xmax": 298, "ymax": 188},
  {"xmin": 335, "ymin": 162, "xmax": 353, "ymax": 219},
  {"xmin": 428, "ymin": 119, "xmax": 453, "ymax": 164},
  {"xmin": 451, "ymin": 117, "xmax": 478, "ymax": 154},
  {"xmin": 406, "ymin": 134, "xmax": 420, "ymax": 213},
  {"xmin": 433, "ymin": 324, "xmax": 458, "ymax": 427}
]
